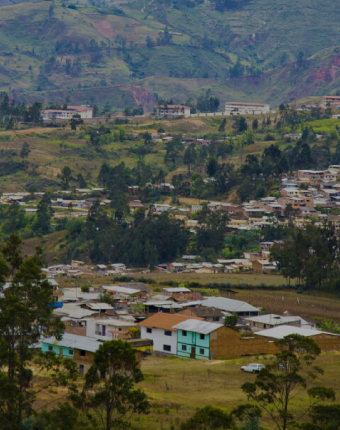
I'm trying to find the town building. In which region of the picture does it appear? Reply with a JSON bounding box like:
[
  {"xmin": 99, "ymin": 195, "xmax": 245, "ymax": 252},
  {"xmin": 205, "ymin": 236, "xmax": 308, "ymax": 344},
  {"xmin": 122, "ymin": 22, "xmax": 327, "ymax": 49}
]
[
  {"xmin": 41, "ymin": 333, "xmax": 103, "ymax": 375},
  {"xmin": 322, "ymin": 96, "xmax": 340, "ymax": 109},
  {"xmin": 252, "ymin": 259, "xmax": 277, "ymax": 273},
  {"xmin": 174, "ymin": 319, "xmax": 223, "ymax": 359},
  {"xmin": 86, "ymin": 318, "xmax": 137, "ymax": 341},
  {"xmin": 178, "ymin": 306, "xmax": 224, "ymax": 323},
  {"xmin": 41, "ymin": 333, "xmax": 152, "ymax": 374},
  {"xmin": 243, "ymin": 314, "xmax": 310, "ymax": 331},
  {"xmin": 194, "ymin": 296, "xmax": 260, "ymax": 317},
  {"xmin": 42, "ymin": 106, "xmax": 93, "ymax": 121},
  {"xmin": 137, "ymin": 313, "xmax": 203, "ymax": 355},
  {"xmin": 156, "ymin": 105, "xmax": 191, "ymax": 118},
  {"xmin": 254, "ymin": 325, "xmax": 340, "ymax": 352},
  {"xmin": 224, "ymin": 102, "xmax": 270, "ymax": 116}
]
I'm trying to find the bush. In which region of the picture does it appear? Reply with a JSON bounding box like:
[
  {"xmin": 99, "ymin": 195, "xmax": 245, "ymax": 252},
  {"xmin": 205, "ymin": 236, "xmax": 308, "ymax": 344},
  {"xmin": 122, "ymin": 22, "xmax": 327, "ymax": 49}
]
[{"xmin": 264, "ymin": 133, "xmax": 276, "ymax": 141}]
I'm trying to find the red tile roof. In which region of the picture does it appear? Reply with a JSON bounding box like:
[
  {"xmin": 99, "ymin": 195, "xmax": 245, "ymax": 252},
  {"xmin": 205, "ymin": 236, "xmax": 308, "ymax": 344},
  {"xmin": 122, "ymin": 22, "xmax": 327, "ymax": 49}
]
[{"xmin": 137, "ymin": 312, "xmax": 203, "ymax": 331}]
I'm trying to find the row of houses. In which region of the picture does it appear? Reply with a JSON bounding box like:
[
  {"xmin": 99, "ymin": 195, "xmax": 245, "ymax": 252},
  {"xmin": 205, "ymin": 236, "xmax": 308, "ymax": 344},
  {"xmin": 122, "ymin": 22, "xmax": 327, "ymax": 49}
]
[
  {"xmin": 138, "ymin": 311, "xmax": 339, "ymax": 359},
  {"xmin": 35, "ymin": 275, "xmax": 340, "ymax": 375}
]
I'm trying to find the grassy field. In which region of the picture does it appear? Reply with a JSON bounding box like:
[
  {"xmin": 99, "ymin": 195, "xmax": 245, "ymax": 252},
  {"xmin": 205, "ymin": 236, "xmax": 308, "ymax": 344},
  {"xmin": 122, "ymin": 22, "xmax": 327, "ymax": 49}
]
[
  {"xmin": 148, "ymin": 272, "xmax": 287, "ymax": 286},
  {"xmin": 31, "ymin": 350, "xmax": 340, "ymax": 429},
  {"xmin": 235, "ymin": 289, "xmax": 340, "ymax": 322},
  {"xmin": 133, "ymin": 351, "xmax": 340, "ymax": 429},
  {"xmin": 0, "ymin": 116, "xmax": 278, "ymax": 192}
]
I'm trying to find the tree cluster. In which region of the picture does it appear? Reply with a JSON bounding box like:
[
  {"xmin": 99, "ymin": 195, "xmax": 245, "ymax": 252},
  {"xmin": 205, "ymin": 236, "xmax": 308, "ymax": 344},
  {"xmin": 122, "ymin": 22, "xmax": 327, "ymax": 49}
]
[
  {"xmin": 0, "ymin": 93, "xmax": 42, "ymax": 129},
  {"xmin": 270, "ymin": 222, "xmax": 339, "ymax": 290}
]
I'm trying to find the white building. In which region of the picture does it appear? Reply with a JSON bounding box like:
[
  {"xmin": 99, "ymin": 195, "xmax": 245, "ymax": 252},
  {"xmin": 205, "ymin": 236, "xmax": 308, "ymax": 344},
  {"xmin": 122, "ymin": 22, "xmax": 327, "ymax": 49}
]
[
  {"xmin": 86, "ymin": 318, "xmax": 137, "ymax": 341},
  {"xmin": 137, "ymin": 313, "xmax": 203, "ymax": 355},
  {"xmin": 225, "ymin": 102, "xmax": 270, "ymax": 116},
  {"xmin": 156, "ymin": 105, "xmax": 191, "ymax": 118},
  {"xmin": 42, "ymin": 106, "xmax": 93, "ymax": 121}
]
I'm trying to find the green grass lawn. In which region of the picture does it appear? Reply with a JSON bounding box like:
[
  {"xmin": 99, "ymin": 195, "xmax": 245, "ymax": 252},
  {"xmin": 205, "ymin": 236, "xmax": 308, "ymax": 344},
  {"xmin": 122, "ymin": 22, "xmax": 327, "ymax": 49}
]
[{"xmin": 130, "ymin": 351, "xmax": 340, "ymax": 429}]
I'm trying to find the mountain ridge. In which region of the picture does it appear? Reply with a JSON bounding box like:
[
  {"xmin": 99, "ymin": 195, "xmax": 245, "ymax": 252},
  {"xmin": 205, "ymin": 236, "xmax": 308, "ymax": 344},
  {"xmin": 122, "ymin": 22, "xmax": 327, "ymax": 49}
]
[{"xmin": 0, "ymin": 0, "xmax": 340, "ymax": 108}]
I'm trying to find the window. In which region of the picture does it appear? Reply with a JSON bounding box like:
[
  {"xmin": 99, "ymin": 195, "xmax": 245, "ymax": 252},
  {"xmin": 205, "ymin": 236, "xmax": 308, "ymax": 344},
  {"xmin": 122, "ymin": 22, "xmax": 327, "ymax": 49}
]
[
  {"xmin": 80, "ymin": 350, "xmax": 86, "ymax": 357},
  {"xmin": 182, "ymin": 345, "xmax": 187, "ymax": 351},
  {"xmin": 200, "ymin": 334, "xmax": 205, "ymax": 340},
  {"xmin": 79, "ymin": 364, "xmax": 84, "ymax": 375},
  {"xmin": 182, "ymin": 330, "xmax": 187, "ymax": 336},
  {"xmin": 164, "ymin": 330, "xmax": 172, "ymax": 336},
  {"xmin": 146, "ymin": 328, "xmax": 152, "ymax": 334},
  {"xmin": 48, "ymin": 345, "xmax": 53, "ymax": 351},
  {"xmin": 163, "ymin": 345, "xmax": 171, "ymax": 352},
  {"xmin": 213, "ymin": 317, "xmax": 219, "ymax": 322},
  {"xmin": 199, "ymin": 348, "xmax": 204, "ymax": 355},
  {"xmin": 69, "ymin": 349, "xmax": 73, "ymax": 356}
]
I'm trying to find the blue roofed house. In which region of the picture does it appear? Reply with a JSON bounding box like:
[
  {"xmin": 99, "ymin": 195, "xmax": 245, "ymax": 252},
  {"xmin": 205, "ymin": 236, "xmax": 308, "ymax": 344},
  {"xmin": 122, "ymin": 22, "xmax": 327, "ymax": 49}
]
[{"xmin": 173, "ymin": 319, "xmax": 223, "ymax": 360}]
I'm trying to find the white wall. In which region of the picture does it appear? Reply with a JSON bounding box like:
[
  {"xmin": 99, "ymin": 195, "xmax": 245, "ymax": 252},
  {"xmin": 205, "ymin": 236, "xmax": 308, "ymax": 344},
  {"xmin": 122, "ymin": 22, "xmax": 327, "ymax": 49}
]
[
  {"xmin": 86, "ymin": 319, "xmax": 109, "ymax": 340},
  {"xmin": 140, "ymin": 327, "xmax": 177, "ymax": 354}
]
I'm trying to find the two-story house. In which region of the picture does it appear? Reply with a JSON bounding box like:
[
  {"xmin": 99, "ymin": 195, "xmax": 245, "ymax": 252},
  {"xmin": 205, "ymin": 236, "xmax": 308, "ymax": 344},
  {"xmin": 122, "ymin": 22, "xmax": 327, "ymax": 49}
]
[
  {"xmin": 173, "ymin": 320, "xmax": 223, "ymax": 359},
  {"xmin": 137, "ymin": 313, "xmax": 203, "ymax": 355}
]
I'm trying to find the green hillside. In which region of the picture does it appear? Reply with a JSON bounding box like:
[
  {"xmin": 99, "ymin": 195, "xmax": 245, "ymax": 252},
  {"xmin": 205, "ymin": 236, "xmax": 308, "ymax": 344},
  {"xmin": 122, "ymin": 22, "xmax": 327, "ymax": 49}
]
[{"xmin": 1, "ymin": 0, "xmax": 340, "ymax": 108}]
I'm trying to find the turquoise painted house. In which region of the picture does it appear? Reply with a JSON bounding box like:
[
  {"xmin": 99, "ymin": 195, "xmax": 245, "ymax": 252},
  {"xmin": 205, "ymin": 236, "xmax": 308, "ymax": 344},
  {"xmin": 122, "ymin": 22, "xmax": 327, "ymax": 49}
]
[
  {"xmin": 41, "ymin": 333, "xmax": 102, "ymax": 360},
  {"xmin": 173, "ymin": 320, "xmax": 223, "ymax": 360}
]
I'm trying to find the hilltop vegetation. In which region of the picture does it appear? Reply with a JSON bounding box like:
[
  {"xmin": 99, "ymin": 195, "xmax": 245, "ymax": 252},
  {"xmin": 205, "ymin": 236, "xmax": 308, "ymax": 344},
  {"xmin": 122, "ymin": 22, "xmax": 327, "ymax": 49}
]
[{"xmin": 1, "ymin": 0, "xmax": 340, "ymax": 107}]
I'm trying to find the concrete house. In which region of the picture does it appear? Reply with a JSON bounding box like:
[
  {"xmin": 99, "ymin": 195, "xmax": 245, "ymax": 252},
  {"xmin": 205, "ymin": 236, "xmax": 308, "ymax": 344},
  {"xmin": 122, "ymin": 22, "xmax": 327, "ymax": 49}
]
[
  {"xmin": 225, "ymin": 102, "xmax": 270, "ymax": 115},
  {"xmin": 252, "ymin": 259, "xmax": 277, "ymax": 273},
  {"xmin": 42, "ymin": 333, "xmax": 103, "ymax": 375},
  {"xmin": 86, "ymin": 318, "xmax": 137, "ymax": 341},
  {"xmin": 243, "ymin": 314, "xmax": 309, "ymax": 331},
  {"xmin": 42, "ymin": 333, "xmax": 153, "ymax": 375},
  {"xmin": 197, "ymin": 296, "xmax": 260, "ymax": 317},
  {"xmin": 177, "ymin": 306, "xmax": 224, "ymax": 323},
  {"xmin": 173, "ymin": 319, "xmax": 287, "ymax": 359},
  {"xmin": 137, "ymin": 313, "xmax": 203, "ymax": 355},
  {"xmin": 254, "ymin": 325, "xmax": 340, "ymax": 352},
  {"xmin": 174, "ymin": 319, "xmax": 223, "ymax": 359},
  {"xmin": 156, "ymin": 105, "xmax": 191, "ymax": 118}
]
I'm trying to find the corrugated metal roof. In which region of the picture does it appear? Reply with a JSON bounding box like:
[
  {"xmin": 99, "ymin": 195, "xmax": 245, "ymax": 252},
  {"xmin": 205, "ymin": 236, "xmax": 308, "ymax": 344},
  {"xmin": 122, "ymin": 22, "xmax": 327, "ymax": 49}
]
[
  {"xmin": 54, "ymin": 305, "xmax": 98, "ymax": 319},
  {"xmin": 163, "ymin": 287, "xmax": 191, "ymax": 292},
  {"xmin": 86, "ymin": 302, "xmax": 113, "ymax": 310},
  {"xmin": 199, "ymin": 297, "xmax": 259, "ymax": 313},
  {"xmin": 102, "ymin": 286, "xmax": 141, "ymax": 295},
  {"xmin": 42, "ymin": 333, "xmax": 103, "ymax": 353},
  {"xmin": 173, "ymin": 319, "xmax": 223, "ymax": 334},
  {"xmin": 254, "ymin": 325, "xmax": 338, "ymax": 339},
  {"xmin": 152, "ymin": 295, "xmax": 173, "ymax": 301},
  {"xmin": 245, "ymin": 314, "xmax": 301, "ymax": 325}
]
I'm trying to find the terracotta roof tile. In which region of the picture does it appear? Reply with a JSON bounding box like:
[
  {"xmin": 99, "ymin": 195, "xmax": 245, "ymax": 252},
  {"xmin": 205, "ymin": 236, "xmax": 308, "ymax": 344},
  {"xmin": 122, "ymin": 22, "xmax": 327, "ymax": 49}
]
[{"xmin": 137, "ymin": 312, "xmax": 203, "ymax": 331}]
